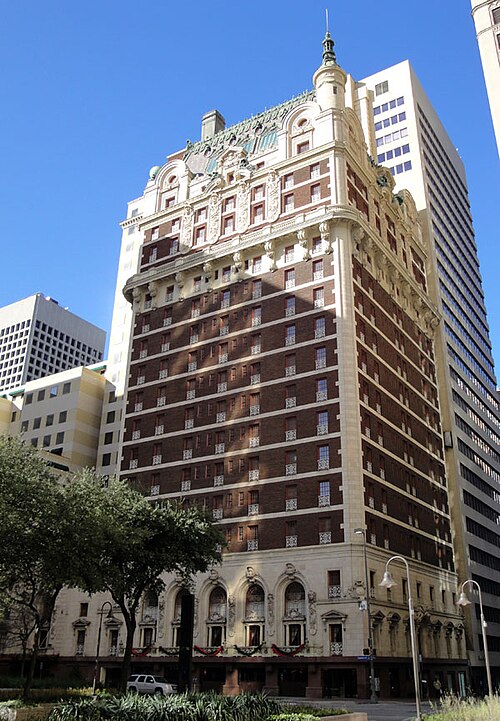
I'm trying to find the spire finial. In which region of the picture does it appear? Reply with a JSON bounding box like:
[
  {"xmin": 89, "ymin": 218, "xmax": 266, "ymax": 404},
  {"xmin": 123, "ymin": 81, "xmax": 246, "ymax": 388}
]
[{"xmin": 322, "ymin": 8, "xmax": 336, "ymax": 65}]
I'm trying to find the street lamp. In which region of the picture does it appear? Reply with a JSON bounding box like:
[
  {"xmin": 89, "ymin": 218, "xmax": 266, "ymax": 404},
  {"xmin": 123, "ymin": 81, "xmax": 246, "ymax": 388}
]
[
  {"xmin": 92, "ymin": 601, "xmax": 114, "ymax": 694},
  {"xmin": 457, "ymin": 579, "xmax": 493, "ymax": 698},
  {"xmin": 379, "ymin": 555, "xmax": 421, "ymax": 721},
  {"xmin": 353, "ymin": 528, "xmax": 377, "ymax": 703}
]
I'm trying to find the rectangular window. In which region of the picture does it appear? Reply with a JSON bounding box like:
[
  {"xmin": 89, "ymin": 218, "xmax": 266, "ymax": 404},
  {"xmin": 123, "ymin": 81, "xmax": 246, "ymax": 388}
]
[
  {"xmin": 297, "ymin": 141, "xmax": 310, "ymax": 154},
  {"xmin": 285, "ymin": 268, "xmax": 295, "ymax": 289},
  {"xmin": 375, "ymin": 80, "xmax": 389, "ymax": 95},
  {"xmin": 284, "ymin": 194, "xmax": 294, "ymax": 213},
  {"xmin": 311, "ymin": 184, "xmax": 321, "ymax": 203}
]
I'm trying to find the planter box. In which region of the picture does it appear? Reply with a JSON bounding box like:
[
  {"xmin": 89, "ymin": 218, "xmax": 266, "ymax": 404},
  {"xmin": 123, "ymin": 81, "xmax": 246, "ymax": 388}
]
[{"xmin": 0, "ymin": 704, "xmax": 55, "ymax": 721}]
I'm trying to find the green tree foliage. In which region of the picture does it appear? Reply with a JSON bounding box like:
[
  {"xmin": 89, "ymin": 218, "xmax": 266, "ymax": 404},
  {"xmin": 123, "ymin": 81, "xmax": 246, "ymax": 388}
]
[
  {"xmin": 0, "ymin": 436, "xmax": 83, "ymax": 700},
  {"xmin": 65, "ymin": 471, "xmax": 224, "ymax": 687}
]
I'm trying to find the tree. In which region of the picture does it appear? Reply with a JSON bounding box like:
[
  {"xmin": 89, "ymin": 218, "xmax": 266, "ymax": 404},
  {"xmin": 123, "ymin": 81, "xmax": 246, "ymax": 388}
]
[
  {"xmin": 65, "ymin": 472, "xmax": 224, "ymax": 688},
  {"xmin": 0, "ymin": 437, "xmax": 85, "ymax": 700}
]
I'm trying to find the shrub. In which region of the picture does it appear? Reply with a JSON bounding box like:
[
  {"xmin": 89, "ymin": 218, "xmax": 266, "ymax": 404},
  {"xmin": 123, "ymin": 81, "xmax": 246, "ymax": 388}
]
[
  {"xmin": 267, "ymin": 714, "xmax": 320, "ymax": 721},
  {"xmin": 48, "ymin": 691, "xmax": 283, "ymax": 721},
  {"xmin": 283, "ymin": 707, "xmax": 347, "ymax": 717},
  {"xmin": 423, "ymin": 694, "xmax": 500, "ymax": 721}
]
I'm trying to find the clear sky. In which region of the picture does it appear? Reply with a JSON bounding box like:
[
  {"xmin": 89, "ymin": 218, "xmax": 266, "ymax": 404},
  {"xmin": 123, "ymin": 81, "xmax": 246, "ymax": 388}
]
[{"xmin": 0, "ymin": 1, "xmax": 499, "ymax": 372}]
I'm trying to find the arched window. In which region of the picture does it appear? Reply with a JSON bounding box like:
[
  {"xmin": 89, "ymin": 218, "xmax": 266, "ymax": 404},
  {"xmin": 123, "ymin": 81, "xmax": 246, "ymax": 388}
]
[
  {"xmin": 141, "ymin": 590, "xmax": 158, "ymax": 648},
  {"xmin": 207, "ymin": 586, "xmax": 227, "ymax": 647},
  {"xmin": 142, "ymin": 590, "xmax": 158, "ymax": 621},
  {"xmin": 244, "ymin": 584, "xmax": 265, "ymax": 647},
  {"xmin": 283, "ymin": 582, "xmax": 306, "ymax": 647},
  {"xmin": 171, "ymin": 590, "xmax": 184, "ymax": 647}
]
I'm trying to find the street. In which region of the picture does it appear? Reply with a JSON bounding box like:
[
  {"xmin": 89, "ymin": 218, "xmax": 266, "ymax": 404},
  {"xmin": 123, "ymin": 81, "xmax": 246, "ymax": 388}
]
[{"xmin": 279, "ymin": 697, "xmax": 435, "ymax": 721}]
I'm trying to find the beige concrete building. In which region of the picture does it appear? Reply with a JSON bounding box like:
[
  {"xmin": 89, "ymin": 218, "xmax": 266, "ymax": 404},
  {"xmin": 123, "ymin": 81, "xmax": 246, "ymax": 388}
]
[
  {"xmin": 1, "ymin": 363, "xmax": 107, "ymax": 472},
  {"xmin": 471, "ymin": 1, "xmax": 500, "ymax": 156}
]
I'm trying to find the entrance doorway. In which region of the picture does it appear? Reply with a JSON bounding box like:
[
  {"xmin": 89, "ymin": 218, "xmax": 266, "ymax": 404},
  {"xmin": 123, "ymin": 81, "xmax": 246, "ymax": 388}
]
[
  {"xmin": 199, "ymin": 665, "xmax": 226, "ymax": 692},
  {"xmin": 278, "ymin": 666, "xmax": 307, "ymax": 696},
  {"xmin": 323, "ymin": 668, "xmax": 357, "ymax": 698}
]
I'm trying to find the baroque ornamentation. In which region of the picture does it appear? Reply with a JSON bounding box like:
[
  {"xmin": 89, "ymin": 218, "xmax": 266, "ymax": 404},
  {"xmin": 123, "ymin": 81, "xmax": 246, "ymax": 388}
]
[
  {"xmin": 297, "ymin": 229, "xmax": 310, "ymax": 261},
  {"xmin": 157, "ymin": 597, "xmax": 165, "ymax": 639},
  {"xmin": 263, "ymin": 240, "xmax": 276, "ymax": 271},
  {"xmin": 232, "ymin": 251, "xmax": 243, "ymax": 280},
  {"xmin": 208, "ymin": 193, "xmax": 221, "ymax": 242},
  {"xmin": 319, "ymin": 220, "xmax": 332, "ymax": 252},
  {"xmin": 228, "ymin": 595, "xmax": 236, "ymax": 637},
  {"xmin": 245, "ymin": 566, "xmax": 256, "ymax": 582},
  {"xmin": 266, "ymin": 169, "xmax": 280, "ymax": 222},
  {"xmin": 175, "ymin": 271, "xmax": 185, "ymax": 301},
  {"xmin": 267, "ymin": 593, "xmax": 275, "ymax": 636},
  {"xmin": 148, "ymin": 281, "xmax": 158, "ymax": 309},
  {"xmin": 203, "ymin": 261, "xmax": 213, "ymax": 291},
  {"xmin": 180, "ymin": 204, "xmax": 194, "ymax": 251},
  {"xmin": 236, "ymin": 180, "xmax": 251, "ymax": 233},
  {"xmin": 193, "ymin": 597, "xmax": 199, "ymax": 638},
  {"xmin": 308, "ymin": 590, "xmax": 317, "ymax": 636},
  {"xmin": 131, "ymin": 287, "xmax": 142, "ymax": 313}
]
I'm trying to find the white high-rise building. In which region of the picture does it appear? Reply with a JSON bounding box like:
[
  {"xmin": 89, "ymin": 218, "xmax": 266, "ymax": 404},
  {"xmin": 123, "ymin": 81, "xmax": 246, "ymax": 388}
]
[
  {"xmin": 471, "ymin": 0, "xmax": 500, "ymax": 156},
  {"xmin": 362, "ymin": 60, "xmax": 500, "ymax": 690},
  {"xmin": 95, "ymin": 186, "xmax": 157, "ymax": 476},
  {"xmin": 0, "ymin": 293, "xmax": 105, "ymax": 394}
]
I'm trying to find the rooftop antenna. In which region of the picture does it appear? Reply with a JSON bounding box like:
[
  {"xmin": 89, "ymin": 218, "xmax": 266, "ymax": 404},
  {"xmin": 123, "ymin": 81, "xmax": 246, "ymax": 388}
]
[{"xmin": 322, "ymin": 7, "xmax": 336, "ymax": 64}]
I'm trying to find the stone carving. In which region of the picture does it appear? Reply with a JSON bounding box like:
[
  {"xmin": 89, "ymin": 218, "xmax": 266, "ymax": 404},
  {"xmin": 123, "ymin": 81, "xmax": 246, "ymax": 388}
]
[
  {"xmin": 203, "ymin": 261, "xmax": 213, "ymax": 291},
  {"xmin": 175, "ymin": 271, "xmax": 185, "ymax": 301},
  {"xmin": 208, "ymin": 568, "xmax": 219, "ymax": 584},
  {"xmin": 308, "ymin": 591, "xmax": 317, "ymax": 636},
  {"xmin": 180, "ymin": 203, "xmax": 194, "ymax": 250},
  {"xmin": 319, "ymin": 220, "xmax": 332, "ymax": 253},
  {"xmin": 267, "ymin": 593, "xmax": 275, "ymax": 636},
  {"xmin": 236, "ymin": 180, "xmax": 250, "ymax": 233},
  {"xmin": 263, "ymin": 240, "xmax": 276, "ymax": 271},
  {"xmin": 148, "ymin": 281, "xmax": 158, "ymax": 309},
  {"xmin": 285, "ymin": 563, "xmax": 296, "ymax": 579},
  {"xmin": 232, "ymin": 251, "xmax": 243, "ymax": 280},
  {"xmin": 208, "ymin": 193, "xmax": 221, "ymax": 242},
  {"xmin": 157, "ymin": 596, "xmax": 165, "ymax": 639},
  {"xmin": 245, "ymin": 566, "xmax": 256, "ymax": 582},
  {"xmin": 193, "ymin": 597, "xmax": 199, "ymax": 638},
  {"xmin": 297, "ymin": 229, "xmax": 310, "ymax": 261},
  {"xmin": 131, "ymin": 287, "xmax": 142, "ymax": 313},
  {"xmin": 266, "ymin": 169, "xmax": 280, "ymax": 222},
  {"xmin": 228, "ymin": 595, "xmax": 236, "ymax": 637}
]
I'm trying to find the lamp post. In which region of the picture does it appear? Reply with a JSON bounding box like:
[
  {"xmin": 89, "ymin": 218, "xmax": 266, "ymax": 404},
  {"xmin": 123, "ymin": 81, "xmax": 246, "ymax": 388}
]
[
  {"xmin": 353, "ymin": 528, "xmax": 377, "ymax": 703},
  {"xmin": 457, "ymin": 579, "xmax": 493, "ymax": 698},
  {"xmin": 92, "ymin": 601, "xmax": 114, "ymax": 694},
  {"xmin": 379, "ymin": 555, "xmax": 421, "ymax": 721}
]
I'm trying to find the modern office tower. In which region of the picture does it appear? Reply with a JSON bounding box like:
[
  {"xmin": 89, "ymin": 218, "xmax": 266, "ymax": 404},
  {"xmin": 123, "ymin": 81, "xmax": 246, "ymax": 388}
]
[
  {"xmin": 0, "ymin": 363, "xmax": 107, "ymax": 473},
  {"xmin": 95, "ymin": 38, "xmax": 466, "ymax": 698},
  {"xmin": 471, "ymin": 0, "xmax": 500, "ymax": 156},
  {"xmin": 362, "ymin": 60, "xmax": 500, "ymax": 691},
  {"xmin": 0, "ymin": 293, "xmax": 105, "ymax": 394}
]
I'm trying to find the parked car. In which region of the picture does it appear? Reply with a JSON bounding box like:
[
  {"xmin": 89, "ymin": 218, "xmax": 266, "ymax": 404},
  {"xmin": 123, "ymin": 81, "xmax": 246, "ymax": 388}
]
[{"xmin": 126, "ymin": 674, "xmax": 177, "ymax": 695}]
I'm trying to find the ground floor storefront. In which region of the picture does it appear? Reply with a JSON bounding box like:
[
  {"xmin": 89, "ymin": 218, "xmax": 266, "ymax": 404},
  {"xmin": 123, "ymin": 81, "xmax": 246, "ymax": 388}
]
[
  {"xmin": 0, "ymin": 653, "xmax": 472, "ymax": 700},
  {"xmin": 100, "ymin": 655, "xmax": 468, "ymax": 700}
]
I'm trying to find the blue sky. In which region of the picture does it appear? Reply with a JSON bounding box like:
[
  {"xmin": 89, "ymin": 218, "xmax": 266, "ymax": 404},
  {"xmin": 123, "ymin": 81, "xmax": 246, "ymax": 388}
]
[{"xmin": 0, "ymin": 1, "xmax": 499, "ymax": 372}]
